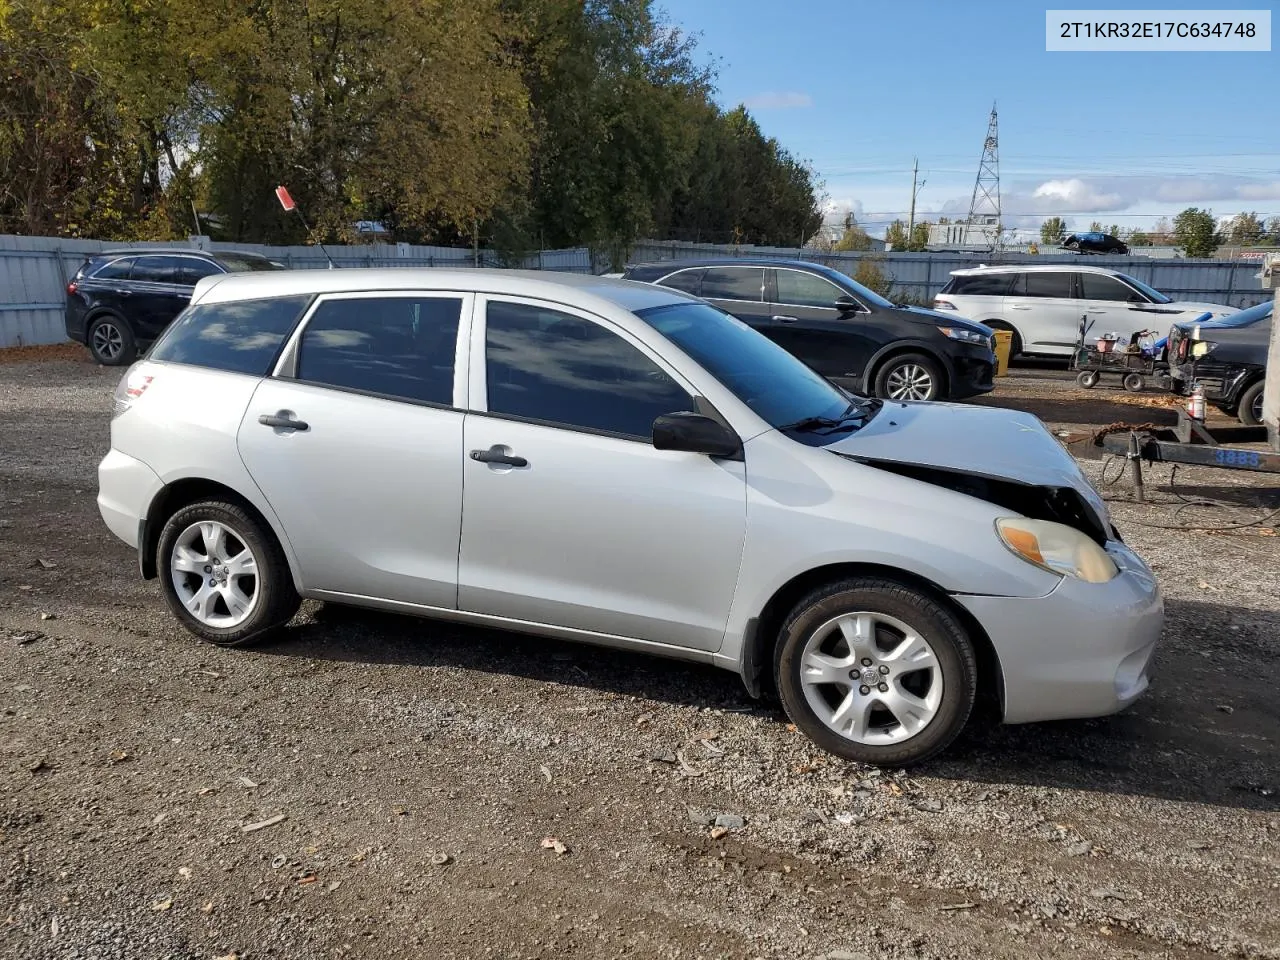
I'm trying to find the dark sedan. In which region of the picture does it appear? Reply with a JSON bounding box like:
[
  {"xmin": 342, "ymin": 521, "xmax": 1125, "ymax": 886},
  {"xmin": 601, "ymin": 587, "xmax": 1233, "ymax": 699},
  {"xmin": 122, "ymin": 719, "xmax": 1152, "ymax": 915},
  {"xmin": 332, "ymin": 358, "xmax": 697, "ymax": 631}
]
[
  {"xmin": 622, "ymin": 259, "xmax": 995, "ymax": 402},
  {"xmin": 1168, "ymin": 300, "xmax": 1272, "ymax": 424},
  {"xmin": 1063, "ymin": 232, "xmax": 1129, "ymax": 255}
]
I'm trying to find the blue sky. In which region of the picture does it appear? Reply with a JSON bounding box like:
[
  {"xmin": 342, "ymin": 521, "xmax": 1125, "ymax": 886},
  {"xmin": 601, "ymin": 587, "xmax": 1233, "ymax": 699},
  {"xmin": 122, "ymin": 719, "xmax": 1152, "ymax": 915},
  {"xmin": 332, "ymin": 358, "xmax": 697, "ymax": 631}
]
[{"xmin": 660, "ymin": 0, "xmax": 1279, "ymax": 238}]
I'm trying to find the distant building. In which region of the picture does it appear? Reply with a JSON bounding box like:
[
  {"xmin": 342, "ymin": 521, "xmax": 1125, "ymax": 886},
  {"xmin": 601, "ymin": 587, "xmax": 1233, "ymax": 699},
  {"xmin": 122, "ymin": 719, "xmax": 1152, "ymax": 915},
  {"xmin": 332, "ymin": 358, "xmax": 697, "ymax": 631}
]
[{"xmin": 927, "ymin": 220, "xmax": 1001, "ymax": 251}]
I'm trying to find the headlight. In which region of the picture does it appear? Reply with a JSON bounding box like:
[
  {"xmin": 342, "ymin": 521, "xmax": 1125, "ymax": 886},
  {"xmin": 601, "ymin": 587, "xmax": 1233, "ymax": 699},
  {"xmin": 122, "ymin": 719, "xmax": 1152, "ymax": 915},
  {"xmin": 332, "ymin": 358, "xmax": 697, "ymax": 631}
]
[
  {"xmin": 996, "ymin": 518, "xmax": 1118, "ymax": 583},
  {"xmin": 936, "ymin": 325, "xmax": 991, "ymax": 347},
  {"xmin": 1190, "ymin": 340, "xmax": 1216, "ymax": 358}
]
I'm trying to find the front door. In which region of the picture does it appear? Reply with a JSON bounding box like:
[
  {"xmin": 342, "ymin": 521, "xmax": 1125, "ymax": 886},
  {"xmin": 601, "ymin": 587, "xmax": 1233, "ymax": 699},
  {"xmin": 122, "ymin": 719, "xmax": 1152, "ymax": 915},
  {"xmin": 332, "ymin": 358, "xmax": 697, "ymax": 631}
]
[
  {"xmin": 767, "ymin": 267, "xmax": 879, "ymax": 386},
  {"xmin": 457, "ymin": 297, "xmax": 748, "ymax": 651},
  {"xmin": 237, "ymin": 292, "xmax": 471, "ymax": 608},
  {"xmin": 1004, "ymin": 270, "xmax": 1084, "ymax": 355}
]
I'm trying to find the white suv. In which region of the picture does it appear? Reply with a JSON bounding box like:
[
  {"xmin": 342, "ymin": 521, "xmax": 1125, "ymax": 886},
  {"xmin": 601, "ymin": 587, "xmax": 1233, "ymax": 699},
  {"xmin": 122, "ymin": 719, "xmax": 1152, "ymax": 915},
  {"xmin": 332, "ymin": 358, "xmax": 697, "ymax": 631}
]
[
  {"xmin": 934, "ymin": 264, "xmax": 1236, "ymax": 358},
  {"xmin": 98, "ymin": 269, "xmax": 1162, "ymax": 766}
]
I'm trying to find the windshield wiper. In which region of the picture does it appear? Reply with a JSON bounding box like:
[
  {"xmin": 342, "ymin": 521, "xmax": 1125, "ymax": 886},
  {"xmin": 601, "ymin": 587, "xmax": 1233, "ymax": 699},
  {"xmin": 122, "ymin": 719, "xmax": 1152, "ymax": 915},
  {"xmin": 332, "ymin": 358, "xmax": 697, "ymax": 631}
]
[{"xmin": 780, "ymin": 399, "xmax": 880, "ymax": 434}]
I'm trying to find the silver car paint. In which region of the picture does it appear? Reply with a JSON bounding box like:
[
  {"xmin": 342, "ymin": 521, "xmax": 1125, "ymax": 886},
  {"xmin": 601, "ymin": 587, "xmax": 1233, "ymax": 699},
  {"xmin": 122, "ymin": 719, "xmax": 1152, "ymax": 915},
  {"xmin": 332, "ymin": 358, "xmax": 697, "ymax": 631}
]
[{"xmin": 102, "ymin": 268, "xmax": 1162, "ymax": 725}]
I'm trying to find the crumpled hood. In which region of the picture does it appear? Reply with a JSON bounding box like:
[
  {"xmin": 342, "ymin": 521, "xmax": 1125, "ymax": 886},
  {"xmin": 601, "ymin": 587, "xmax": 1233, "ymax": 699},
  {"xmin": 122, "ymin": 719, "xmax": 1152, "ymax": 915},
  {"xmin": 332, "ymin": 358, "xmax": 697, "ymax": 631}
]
[{"xmin": 827, "ymin": 401, "xmax": 1108, "ymax": 520}]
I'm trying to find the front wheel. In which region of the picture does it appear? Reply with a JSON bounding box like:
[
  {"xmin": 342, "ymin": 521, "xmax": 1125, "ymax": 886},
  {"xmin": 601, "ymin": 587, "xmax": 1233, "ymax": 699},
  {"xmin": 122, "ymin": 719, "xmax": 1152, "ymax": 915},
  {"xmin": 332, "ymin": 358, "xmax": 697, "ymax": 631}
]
[
  {"xmin": 1238, "ymin": 380, "xmax": 1265, "ymax": 426},
  {"xmin": 1076, "ymin": 370, "xmax": 1099, "ymax": 388},
  {"xmin": 157, "ymin": 500, "xmax": 300, "ymax": 646},
  {"xmin": 774, "ymin": 578, "xmax": 977, "ymax": 766},
  {"xmin": 875, "ymin": 353, "xmax": 943, "ymax": 401}
]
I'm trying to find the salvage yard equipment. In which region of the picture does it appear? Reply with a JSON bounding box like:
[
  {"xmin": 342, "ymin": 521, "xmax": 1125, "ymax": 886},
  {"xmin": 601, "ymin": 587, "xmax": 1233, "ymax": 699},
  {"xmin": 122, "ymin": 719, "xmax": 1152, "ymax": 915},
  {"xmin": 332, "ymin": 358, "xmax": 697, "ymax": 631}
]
[{"xmin": 1072, "ymin": 317, "xmax": 1170, "ymax": 393}]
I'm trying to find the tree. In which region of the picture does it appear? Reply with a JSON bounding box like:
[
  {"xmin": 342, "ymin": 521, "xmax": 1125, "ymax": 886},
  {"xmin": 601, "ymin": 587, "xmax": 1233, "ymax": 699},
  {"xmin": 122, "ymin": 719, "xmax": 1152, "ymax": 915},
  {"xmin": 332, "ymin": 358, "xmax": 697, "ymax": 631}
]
[
  {"xmin": 1172, "ymin": 207, "xmax": 1220, "ymax": 258},
  {"xmin": 1226, "ymin": 212, "xmax": 1265, "ymax": 245},
  {"xmin": 884, "ymin": 220, "xmax": 908, "ymax": 249},
  {"xmin": 909, "ymin": 220, "xmax": 929, "ymax": 251},
  {"xmin": 1088, "ymin": 221, "xmax": 1104, "ymax": 232},
  {"xmin": 833, "ymin": 225, "xmax": 874, "ymax": 251},
  {"xmin": 1108, "ymin": 224, "xmax": 1122, "ymax": 237},
  {"xmin": 1266, "ymin": 216, "xmax": 1280, "ymax": 245},
  {"xmin": 1152, "ymin": 217, "xmax": 1173, "ymax": 244},
  {"xmin": 1128, "ymin": 230, "xmax": 1151, "ymax": 246},
  {"xmin": 1040, "ymin": 217, "xmax": 1066, "ymax": 243}
]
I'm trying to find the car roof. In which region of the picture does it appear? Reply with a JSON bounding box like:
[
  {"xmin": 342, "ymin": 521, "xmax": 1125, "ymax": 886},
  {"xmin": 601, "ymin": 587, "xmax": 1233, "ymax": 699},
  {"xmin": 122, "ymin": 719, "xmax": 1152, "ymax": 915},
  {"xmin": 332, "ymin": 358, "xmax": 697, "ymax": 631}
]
[
  {"xmin": 191, "ymin": 268, "xmax": 694, "ymax": 314},
  {"xmin": 950, "ymin": 263, "xmax": 1130, "ymax": 277},
  {"xmin": 95, "ymin": 248, "xmax": 270, "ymax": 262},
  {"xmin": 627, "ymin": 258, "xmax": 821, "ymax": 272}
]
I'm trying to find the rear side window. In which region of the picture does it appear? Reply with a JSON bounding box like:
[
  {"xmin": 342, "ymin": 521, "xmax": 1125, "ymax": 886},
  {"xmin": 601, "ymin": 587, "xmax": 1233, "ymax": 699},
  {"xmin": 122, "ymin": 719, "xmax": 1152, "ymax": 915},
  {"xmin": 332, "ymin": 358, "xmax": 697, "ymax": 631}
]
[
  {"xmin": 149, "ymin": 295, "xmax": 311, "ymax": 375},
  {"xmin": 295, "ymin": 296, "xmax": 462, "ymax": 405},
  {"xmin": 948, "ymin": 273, "xmax": 1015, "ymax": 296},
  {"xmin": 92, "ymin": 257, "xmax": 134, "ymax": 280},
  {"xmin": 1020, "ymin": 272, "xmax": 1074, "ymax": 299},
  {"xmin": 484, "ymin": 300, "xmax": 693, "ymax": 440},
  {"xmin": 701, "ymin": 267, "xmax": 764, "ymax": 302},
  {"xmin": 658, "ymin": 269, "xmax": 703, "ymax": 295},
  {"xmin": 130, "ymin": 256, "xmax": 188, "ymax": 284}
]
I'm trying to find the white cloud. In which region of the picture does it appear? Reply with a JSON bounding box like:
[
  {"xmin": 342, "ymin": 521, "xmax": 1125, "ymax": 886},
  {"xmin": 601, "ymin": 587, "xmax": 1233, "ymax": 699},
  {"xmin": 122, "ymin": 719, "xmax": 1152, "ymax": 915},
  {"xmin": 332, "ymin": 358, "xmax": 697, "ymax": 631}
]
[
  {"xmin": 1029, "ymin": 178, "xmax": 1125, "ymax": 212},
  {"xmin": 740, "ymin": 91, "xmax": 812, "ymax": 110}
]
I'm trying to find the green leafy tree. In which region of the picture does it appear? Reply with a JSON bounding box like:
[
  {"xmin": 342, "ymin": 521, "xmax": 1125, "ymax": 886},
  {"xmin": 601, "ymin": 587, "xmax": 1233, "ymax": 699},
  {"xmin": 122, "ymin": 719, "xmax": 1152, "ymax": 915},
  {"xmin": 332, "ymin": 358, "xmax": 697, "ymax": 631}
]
[
  {"xmin": 1088, "ymin": 221, "xmax": 1104, "ymax": 232},
  {"xmin": 1128, "ymin": 230, "xmax": 1151, "ymax": 246},
  {"xmin": 1039, "ymin": 217, "xmax": 1066, "ymax": 243},
  {"xmin": 1226, "ymin": 212, "xmax": 1265, "ymax": 245},
  {"xmin": 1172, "ymin": 207, "xmax": 1220, "ymax": 258},
  {"xmin": 884, "ymin": 220, "xmax": 908, "ymax": 249},
  {"xmin": 1265, "ymin": 216, "xmax": 1280, "ymax": 245},
  {"xmin": 1108, "ymin": 224, "xmax": 1122, "ymax": 237}
]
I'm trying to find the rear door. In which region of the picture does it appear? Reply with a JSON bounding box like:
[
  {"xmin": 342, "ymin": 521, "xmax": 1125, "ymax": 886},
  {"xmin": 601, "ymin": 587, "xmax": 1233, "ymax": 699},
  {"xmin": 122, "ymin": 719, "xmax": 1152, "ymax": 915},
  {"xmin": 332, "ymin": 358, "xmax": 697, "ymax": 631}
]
[
  {"xmin": 84, "ymin": 256, "xmax": 138, "ymax": 317},
  {"xmin": 128, "ymin": 256, "xmax": 199, "ymax": 340},
  {"xmin": 699, "ymin": 266, "xmax": 772, "ymax": 330},
  {"xmin": 1004, "ymin": 270, "xmax": 1083, "ymax": 355},
  {"xmin": 767, "ymin": 267, "xmax": 878, "ymax": 382},
  {"xmin": 237, "ymin": 292, "xmax": 470, "ymax": 608}
]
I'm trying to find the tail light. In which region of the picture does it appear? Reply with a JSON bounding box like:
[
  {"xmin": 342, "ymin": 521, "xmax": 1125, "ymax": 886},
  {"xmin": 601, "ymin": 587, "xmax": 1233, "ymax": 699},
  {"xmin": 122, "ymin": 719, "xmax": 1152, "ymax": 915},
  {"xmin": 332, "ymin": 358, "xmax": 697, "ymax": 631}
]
[
  {"xmin": 933, "ymin": 298, "xmax": 957, "ymax": 311},
  {"xmin": 113, "ymin": 365, "xmax": 154, "ymax": 418},
  {"xmin": 67, "ymin": 281, "xmax": 78, "ymax": 294}
]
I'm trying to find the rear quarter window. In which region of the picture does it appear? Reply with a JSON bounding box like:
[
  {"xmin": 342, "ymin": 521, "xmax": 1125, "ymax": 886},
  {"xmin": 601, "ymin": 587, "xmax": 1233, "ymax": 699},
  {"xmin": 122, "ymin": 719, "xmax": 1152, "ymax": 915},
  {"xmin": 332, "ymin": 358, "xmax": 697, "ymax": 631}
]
[{"xmin": 148, "ymin": 295, "xmax": 311, "ymax": 375}]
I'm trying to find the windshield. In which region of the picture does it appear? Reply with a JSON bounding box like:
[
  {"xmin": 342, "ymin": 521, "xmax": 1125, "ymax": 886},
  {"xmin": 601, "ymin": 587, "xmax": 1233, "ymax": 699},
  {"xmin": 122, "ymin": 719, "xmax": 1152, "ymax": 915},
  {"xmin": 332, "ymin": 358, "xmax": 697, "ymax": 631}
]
[
  {"xmin": 636, "ymin": 301, "xmax": 852, "ymax": 430},
  {"xmin": 1214, "ymin": 300, "xmax": 1272, "ymax": 327},
  {"xmin": 218, "ymin": 254, "xmax": 282, "ymax": 273},
  {"xmin": 1117, "ymin": 273, "xmax": 1171, "ymax": 304}
]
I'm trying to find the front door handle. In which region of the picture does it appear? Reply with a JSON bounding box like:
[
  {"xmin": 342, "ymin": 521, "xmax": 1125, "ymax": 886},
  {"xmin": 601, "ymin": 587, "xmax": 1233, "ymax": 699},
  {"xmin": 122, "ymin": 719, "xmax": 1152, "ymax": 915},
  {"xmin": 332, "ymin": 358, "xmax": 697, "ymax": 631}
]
[
  {"xmin": 470, "ymin": 446, "xmax": 528, "ymax": 468},
  {"xmin": 117, "ymin": 289, "xmax": 132, "ymax": 297},
  {"xmin": 772, "ymin": 315, "xmax": 800, "ymax": 323},
  {"xmin": 259, "ymin": 413, "xmax": 309, "ymax": 431}
]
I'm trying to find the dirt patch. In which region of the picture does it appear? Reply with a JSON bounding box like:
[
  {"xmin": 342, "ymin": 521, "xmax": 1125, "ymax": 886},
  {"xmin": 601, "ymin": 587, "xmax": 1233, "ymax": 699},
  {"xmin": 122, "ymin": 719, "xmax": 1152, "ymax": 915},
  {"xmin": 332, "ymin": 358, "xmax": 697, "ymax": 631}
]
[{"xmin": 0, "ymin": 342, "xmax": 90, "ymax": 365}]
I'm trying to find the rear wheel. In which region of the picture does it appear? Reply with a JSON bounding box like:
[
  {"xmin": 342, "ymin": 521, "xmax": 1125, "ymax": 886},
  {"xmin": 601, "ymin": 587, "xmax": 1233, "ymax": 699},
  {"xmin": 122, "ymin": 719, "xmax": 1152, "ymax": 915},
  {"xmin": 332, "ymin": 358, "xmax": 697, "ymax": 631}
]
[
  {"xmin": 157, "ymin": 499, "xmax": 300, "ymax": 646},
  {"xmin": 875, "ymin": 353, "xmax": 943, "ymax": 401},
  {"xmin": 774, "ymin": 578, "xmax": 977, "ymax": 766},
  {"xmin": 1238, "ymin": 380, "xmax": 1265, "ymax": 426},
  {"xmin": 1122, "ymin": 372, "xmax": 1145, "ymax": 392},
  {"xmin": 87, "ymin": 314, "xmax": 136, "ymax": 366}
]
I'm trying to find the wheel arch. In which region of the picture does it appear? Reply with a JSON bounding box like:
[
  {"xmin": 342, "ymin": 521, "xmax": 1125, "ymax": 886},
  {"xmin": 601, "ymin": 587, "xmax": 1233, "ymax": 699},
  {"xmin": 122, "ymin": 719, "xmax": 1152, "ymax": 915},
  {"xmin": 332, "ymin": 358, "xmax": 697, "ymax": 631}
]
[
  {"xmin": 863, "ymin": 344, "xmax": 951, "ymax": 398},
  {"xmin": 740, "ymin": 561, "xmax": 1003, "ymax": 715},
  {"xmin": 141, "ymin": 477, "xmax": 302, "ymax": 592}
]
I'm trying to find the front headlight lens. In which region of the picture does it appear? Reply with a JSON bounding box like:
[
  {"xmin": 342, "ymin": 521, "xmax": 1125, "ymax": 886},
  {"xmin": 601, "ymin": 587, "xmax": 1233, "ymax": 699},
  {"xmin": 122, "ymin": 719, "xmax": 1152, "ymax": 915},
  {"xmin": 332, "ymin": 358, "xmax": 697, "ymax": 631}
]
[
  {"xmin": 1190, "ymin": 340, "xmax": 1216, "ymax": 358},
  {"xmin": 996, "ymin": 518, "xmax": 1118, "ymax": 583},
  {"xmin": 936, "ymin": 325, "xmax": 992, "ymax": 347}
]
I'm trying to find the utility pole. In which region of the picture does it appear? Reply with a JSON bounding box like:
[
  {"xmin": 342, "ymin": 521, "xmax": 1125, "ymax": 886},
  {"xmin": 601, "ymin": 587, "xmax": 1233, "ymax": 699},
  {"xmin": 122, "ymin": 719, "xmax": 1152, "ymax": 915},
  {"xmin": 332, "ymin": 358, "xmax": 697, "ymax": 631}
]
[
  {"xmin": 907, "ymin": 158, "xmax": 926, "ymax": 251},
  {"xmin": 1265, "ymin": 281, "xmax": 1280, "ymax": 451}
]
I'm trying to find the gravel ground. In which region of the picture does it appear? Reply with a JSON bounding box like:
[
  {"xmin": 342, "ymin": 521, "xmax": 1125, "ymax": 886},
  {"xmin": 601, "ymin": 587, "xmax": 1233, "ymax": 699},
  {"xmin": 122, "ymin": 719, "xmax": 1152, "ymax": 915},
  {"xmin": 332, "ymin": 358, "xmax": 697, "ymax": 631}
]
[{"xmin": 1, "ymin": 354, "xmax": 1277, "ymax": 960}]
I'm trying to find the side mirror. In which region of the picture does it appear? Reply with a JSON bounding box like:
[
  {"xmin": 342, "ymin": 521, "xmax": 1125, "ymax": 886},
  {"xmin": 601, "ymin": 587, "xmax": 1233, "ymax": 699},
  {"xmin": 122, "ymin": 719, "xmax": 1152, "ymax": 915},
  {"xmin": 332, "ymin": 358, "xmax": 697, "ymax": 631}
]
[
  {"xmin": 834, "ymin": 295, "xmax": 859, "ymax": 315},
  {"xmin": 652, "ymin": 412, "xmax": 742, "ymax": 459}
]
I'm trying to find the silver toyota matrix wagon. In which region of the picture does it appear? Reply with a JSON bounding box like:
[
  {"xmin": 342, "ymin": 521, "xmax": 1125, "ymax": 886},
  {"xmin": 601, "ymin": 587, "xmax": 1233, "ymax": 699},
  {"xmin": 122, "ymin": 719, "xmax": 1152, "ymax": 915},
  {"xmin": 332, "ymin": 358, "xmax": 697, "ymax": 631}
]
[{"xmin": 98, "ymin": 269, "xmax": 1163, "ymax": 765}]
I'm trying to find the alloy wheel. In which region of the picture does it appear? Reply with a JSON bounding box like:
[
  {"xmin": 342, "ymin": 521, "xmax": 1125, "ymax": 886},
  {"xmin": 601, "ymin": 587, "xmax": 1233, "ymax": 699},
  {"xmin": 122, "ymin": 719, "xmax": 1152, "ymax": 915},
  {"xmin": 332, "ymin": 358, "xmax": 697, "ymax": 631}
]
[
  {"xmin": 1252, "ymin": 390, "xmax": 1264, "ymax": 424},
  {"xmin": 885, "ymin": 364, "xmax": 935, "ymax": 400},
  {"xmin": 169, "ymin": 520, "xmax": 260, "ymax": 628},
  {"xmin": 92, "ymin": 322, "xmax": 124, "ymax": 361},
  {"xmin": 798, "ymin": 611, "xmax": 943, "ymax": 745}
]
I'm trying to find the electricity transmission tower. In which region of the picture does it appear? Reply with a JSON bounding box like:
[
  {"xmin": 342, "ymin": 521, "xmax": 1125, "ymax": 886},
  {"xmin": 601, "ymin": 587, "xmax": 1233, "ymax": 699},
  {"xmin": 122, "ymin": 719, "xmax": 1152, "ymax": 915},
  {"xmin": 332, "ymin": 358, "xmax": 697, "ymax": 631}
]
[{"xmin": 965, "ymin": 103, "xmax": 1001, "ymax": 249}]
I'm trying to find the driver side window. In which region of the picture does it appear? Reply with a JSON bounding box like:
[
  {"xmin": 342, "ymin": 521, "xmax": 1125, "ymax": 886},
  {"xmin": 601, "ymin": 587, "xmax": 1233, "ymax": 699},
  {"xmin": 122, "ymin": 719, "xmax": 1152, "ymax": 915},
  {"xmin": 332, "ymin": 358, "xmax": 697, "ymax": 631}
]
[
  {"xmin": 484, "ymin": 301, "xmax": 694, "ymax": 441},
  {"xmin": 774, "ymin": 270, "xmax": 849, "ymax": 310}
]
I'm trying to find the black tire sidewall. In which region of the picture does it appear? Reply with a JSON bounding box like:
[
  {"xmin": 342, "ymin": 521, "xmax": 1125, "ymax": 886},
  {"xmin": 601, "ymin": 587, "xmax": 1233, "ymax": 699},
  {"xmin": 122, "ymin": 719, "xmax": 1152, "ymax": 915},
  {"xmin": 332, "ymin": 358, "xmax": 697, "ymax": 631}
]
[
  {"xmin": 1077, "ymin": 370, "xmax": 1098, "ymax": 388},
  {"xmin": 87, "ymin": 314, "xmax": 137, "ymax": 366},
  {"xmin": 1238, "ymin": 381, "xmax": 1264, "ymax": 426},
  {"xmin": 774, "ymin": 580, "xmax": 977, "ymax": 766},
  {"xmin": 157, "ymin": 500, "xmax": 296, "ymax": 646},
  {"xmin": 875, "ymin": 352, "xmax": 943, "ymax": 401}
]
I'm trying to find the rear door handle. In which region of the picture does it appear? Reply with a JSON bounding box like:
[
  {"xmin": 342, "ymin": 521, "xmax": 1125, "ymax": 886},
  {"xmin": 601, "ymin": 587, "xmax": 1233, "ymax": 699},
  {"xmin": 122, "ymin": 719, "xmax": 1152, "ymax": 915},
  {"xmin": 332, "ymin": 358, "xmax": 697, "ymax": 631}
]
[
  {"xmin": 772, "ymin": 315, "xmax": 800, "ymax": 323},
  {"xmin": 470, "ymin": 446, "xmax": 528, "ymax": 468},
  {"xmin": 259, "ymin": 413, "xmax": 309, "ymax": 431}
]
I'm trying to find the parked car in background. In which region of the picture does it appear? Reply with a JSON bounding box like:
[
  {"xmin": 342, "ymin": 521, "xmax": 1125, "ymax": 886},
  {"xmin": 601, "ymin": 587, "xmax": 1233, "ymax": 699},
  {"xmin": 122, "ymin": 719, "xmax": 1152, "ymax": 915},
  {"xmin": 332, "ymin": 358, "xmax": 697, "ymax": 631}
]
[
  {"xmin": 65, "ymin": 249, "xmax": 283, "ymax": 365},
  {"xmin": 1062, "ymin": 232, "xmax": 1128, "ymax": 255},
  {"xmin": 1168, "ymin": 300, "xmax": 1272, "ymax": 425},
  {"xmin": 935, "ymin": 264, "xmax": 1236, "ymax": 359},
  {"xmin": 623, "ymin": 259, "xmax": 995, "ymax": 401},
  {"xmin": 98, "ymin": 268, "xmax": 1161, "ymax": 766}
]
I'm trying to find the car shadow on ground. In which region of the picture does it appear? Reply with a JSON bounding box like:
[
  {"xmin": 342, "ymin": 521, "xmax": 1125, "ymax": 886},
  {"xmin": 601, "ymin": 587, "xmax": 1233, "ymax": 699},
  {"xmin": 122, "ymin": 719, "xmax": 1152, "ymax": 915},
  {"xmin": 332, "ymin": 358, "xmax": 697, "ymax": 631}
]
[{"xmin": 259, "ymin": 597, "xmax": 1277, "ymax": 812}]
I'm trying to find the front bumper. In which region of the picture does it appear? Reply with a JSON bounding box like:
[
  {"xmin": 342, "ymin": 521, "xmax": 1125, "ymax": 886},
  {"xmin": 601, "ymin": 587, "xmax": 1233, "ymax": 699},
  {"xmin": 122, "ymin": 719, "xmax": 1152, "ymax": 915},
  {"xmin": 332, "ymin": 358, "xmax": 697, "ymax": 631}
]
[
  {"xmin": 954, "ymin": 541, "xmax": 1163, "ymax": 724},
  {"xmin": 946, "ymin": 346, "xmax": 996, "ymax": 399},
  {"xmin": 98, "ymin": 449, "xmax": 163, "ymax": 550}
]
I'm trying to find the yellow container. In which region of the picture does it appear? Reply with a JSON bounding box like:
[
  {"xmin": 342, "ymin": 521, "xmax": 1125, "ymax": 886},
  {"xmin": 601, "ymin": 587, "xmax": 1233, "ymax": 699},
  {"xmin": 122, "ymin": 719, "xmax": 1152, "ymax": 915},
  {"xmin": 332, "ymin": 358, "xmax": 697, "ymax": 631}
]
[{"xmin": 991, "ymin": 329, "xmax": 1013, "ymax": 377}]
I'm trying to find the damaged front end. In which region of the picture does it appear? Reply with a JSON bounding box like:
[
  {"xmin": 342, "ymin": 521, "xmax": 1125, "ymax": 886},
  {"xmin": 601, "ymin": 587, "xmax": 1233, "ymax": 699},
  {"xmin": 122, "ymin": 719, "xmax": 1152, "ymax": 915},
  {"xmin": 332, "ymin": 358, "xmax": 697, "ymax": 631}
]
[{"xmin": 841, "ymin": 456, "xmax": 1116, "ymax": 546}]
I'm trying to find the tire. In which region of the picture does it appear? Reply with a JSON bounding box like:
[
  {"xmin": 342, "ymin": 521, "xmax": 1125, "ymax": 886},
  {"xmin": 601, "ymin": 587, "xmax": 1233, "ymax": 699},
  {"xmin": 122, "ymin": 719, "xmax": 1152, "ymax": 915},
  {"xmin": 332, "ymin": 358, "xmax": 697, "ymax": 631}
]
[
  {"xmin": 157, "ymin": 499, "xmax": 300, "ymax": 646},
  {"xmin": 1076, "ymin": 370, "xmax": 1099, "ymax": 388},
  {"xmin": 774, "ymin": 578, "xmax": 978, "ymax": 767},
  {"xmin": 1122, "ymin": 372, "xmax": 1145, "ymax": 392},
  {"xmin": 1237, "ymin": 380, "xmax": 1265, "ymax": 427},
  {"xmin": 87, "ymin": 314, "xmax": 137, "ymax": 366},
  {"xmin": 875, "ymin": 353, "xmax": 943, "ymax": 402},
  {"xmin": 983, "ymin": 320, "xmax": 1023, "ymax": 359}
]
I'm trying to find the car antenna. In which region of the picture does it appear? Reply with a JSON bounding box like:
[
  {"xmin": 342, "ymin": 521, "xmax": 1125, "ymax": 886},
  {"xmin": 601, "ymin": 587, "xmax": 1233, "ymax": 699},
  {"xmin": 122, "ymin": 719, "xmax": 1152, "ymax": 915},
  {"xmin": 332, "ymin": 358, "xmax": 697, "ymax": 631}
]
[{"xmin": 275, "ymin": 185, "xmax": 338, "ymax": 269}]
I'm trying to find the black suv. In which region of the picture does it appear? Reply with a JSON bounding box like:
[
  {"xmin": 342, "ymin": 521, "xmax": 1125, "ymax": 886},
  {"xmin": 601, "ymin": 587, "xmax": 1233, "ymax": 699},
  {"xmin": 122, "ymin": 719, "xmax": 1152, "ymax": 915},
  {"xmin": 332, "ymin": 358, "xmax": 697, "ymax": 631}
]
[
  {"xmin": 65, "ymin": 249, "xmax": 282, "ymax": 365},
  {"xmin": 622, "ymin": 259, "xmax": 995, "ymax": 401},
  {"xmin": 1062, "ymin": 232, "xmax": 1129, "ymax": 255},
  {"xmin": 1168, "ymin": 300, "xmax": 1272, "ymax": 424}
]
